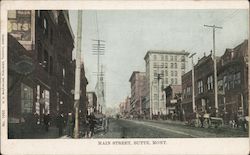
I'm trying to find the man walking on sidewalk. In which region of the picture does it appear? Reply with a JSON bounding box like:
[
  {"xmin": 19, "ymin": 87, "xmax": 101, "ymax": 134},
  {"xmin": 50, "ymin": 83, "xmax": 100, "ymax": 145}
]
[{"xmin": 56, "ymin": 112, "xmax": 65, "ymax": 137}]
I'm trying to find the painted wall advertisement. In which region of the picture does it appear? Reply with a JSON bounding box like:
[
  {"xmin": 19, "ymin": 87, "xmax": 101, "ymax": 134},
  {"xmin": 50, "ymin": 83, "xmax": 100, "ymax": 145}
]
[{"xmin": 7, "ymin": 10, "xmax": 31, "ymax": 41}]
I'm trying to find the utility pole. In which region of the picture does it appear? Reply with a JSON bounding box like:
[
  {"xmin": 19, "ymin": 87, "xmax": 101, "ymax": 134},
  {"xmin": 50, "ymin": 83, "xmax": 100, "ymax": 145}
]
[
  {"xmin": 92, "ymin": 39, "xmax": 105, "ymax": 113},
  {"xmin": 189, "ymin": 53, "xmax": 196, "ymax": 113},
  {"xmin": 74, "ymin": 10, "xmax": 83, "ymax": 138},
  {"xmin": 204, "ymin": 24, "xmax": 222, "ymax": 116}
]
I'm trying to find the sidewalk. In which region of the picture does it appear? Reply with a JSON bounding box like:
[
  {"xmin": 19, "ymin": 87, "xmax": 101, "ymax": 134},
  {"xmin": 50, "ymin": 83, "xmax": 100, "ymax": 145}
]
[{"xmin": 21, "ymin": 126, "xmax": 60, "ymax": 139}]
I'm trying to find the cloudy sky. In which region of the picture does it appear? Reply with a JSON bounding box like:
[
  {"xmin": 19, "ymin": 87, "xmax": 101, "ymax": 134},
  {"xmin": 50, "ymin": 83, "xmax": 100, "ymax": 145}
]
[{"xmin": 69, "ymin": 9, "xmax": 248, "ymax": 109}]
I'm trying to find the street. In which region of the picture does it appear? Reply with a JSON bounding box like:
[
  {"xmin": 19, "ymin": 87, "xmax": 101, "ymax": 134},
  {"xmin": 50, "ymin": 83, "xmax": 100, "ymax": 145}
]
[{"xmin": 93, "ymin": 118, "xmax": 248, "ymax": 138}]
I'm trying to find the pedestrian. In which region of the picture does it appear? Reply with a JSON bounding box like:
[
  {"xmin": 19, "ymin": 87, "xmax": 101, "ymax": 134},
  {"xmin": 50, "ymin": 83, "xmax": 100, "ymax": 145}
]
[
  {"xmin": 66, "ymin": 113, "xmax": 73, "ymax": 137},
  {"xmin": 43, "ymin": 113, "xmax": 50, "ymax": 132},
  {"xmin": 199, "ymin": 114, "xmax": 204, "ymax": 128},
  {"xmin": 89, "ymin": 113, "xmax": 96, "ymax": 137},
  {"xmin": 84, "ymin": 116, "xmax": 90, "ymax": 138},
  {"xmin": 234, "ymin": 114, "xmax": 239, "ymax": 128},
  {"xmin": 56, "ymin": 112, "xmax": 65, "ymax": 137},
  {"xmin": 105, "ymin": 116, "xmax": 109, "ymax": 133}
]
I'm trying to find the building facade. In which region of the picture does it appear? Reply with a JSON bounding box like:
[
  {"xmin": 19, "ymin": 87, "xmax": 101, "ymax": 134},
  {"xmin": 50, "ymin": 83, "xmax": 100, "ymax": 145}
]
[
  {"xmin": 119, "ymin": 96, "xmax": 131, "ymax": 118},
  {"xmin": 182, "ymin": 40, "xmax": 248, "ymax": 123},
  {"xmin": 164, "ymin": 85, "xmax": 182, "ymax": 120},
  {"xmin": 144, "ymin": 50, "xmax": 189, "ymax": 117},
  {"xmin": 8, "ymin": 10, "xmax": 88, "ymax": 138},
  {"xmin": 129, "ymin": 71, "xmax": 146, "ymax": 117}
]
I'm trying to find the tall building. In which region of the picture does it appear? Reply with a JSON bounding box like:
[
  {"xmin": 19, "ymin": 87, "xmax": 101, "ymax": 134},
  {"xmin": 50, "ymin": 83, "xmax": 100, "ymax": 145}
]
[
  {"xmin": 129, "ymin": 71, "xmax": 146, "ymax": 117},
  {"xmin": 144, "ymin": 50, "xmax": 189, "ymax": 117}
]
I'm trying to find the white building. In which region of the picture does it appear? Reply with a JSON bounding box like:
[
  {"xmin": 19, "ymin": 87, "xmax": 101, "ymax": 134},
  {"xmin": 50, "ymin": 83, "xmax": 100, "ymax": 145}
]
[{"xmin": 144, "ymin": 50, "xmax": 189, "ymax": 117}]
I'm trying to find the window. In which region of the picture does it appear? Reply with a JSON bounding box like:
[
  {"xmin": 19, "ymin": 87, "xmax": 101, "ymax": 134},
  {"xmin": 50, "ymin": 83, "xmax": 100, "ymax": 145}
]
[
  {"xmin": 183, "ymin": 88, "xmax": 186, "ymax": 98},
  {"xmin": 153, "ymin": 55, "xmax": 157, "ymax": 60},
  {"xmin": 171, "ymin": 71, "xmax": 174, "ymax": 76},
  {"xmin": 170, "ymin": 56, "xmax": 173, "ymax": 61},
  {"xmin": 153, "ymin": 62, "xmax": 158, "ymax": 68},
  {"xmin": 165, "ymin": 78, "xmax": 168, "ymax": 84},
  {"xmin": 161, "ymin": 63, "xmax": 164, "ymax": 68},
  {"xmin": 161, "ymin": 55, "xmax": 164, "ymax": 61},
  {"xmin": 223, "ymin": 76, "xmax": 228, "ymax": 90},
  {"xmin": 175, "ymin": 63, "xmax": 177, "ymax": 68},
  {"xmin": 43, "ymin": 17, "xmax": 48, "ymax": 35},
  {"xmin": 161, "ymin": 70, "xmax": 164, "ymax": 76},
  {"xmin": 37, "ymin": 10, "xmax": 41, "ymax": 17},
  {"xmin": 175, "ymin": 71, "xmax": 177, "ymax": 76},
  {"xmin": 218, "ymin": 80, "xmax": 223, "ymax": 92},
  {"xmin": 21, "ymin": 83, "xmax": 33, "ymax": 113},
  {"xmin": 234, "ymin": 72, "xmax": 241, "ymax": 85},
  {"xmin": 181, "ymin": 63, "xmax": 185, "ymax": 69},
  {"xmin": 198, "ymin": 80, "xmax": 204, "ymax": 94},
  {"xmin": 187, "ymin": 87, "xmax": 191, "ymax": 95},
  {"xmin": 165, "ymin": 63, "xmax": 168, "ymax": 68},
  {"xmin": 175, "ymin": 78, "xmax": 177, "ymax": 84},
  {"xmin": 165, "ymin": 70, "xmax": 168, "ymax": 76},
  {"xmin": 165, "ymin": 55, "xmax": 168, "ymax": 60},
  {"xmin": 181, "ymin": 56, "xmax": 185, "ymax": 61},
  {"xmin": 43, "ymin": 50, "xmax": 49, "ymax": 71},
  {"xmin": 174, "ymin": 56, "xmax": 177, "ymax": 61},
  {"xmin": 154, "ymin": 94, "xmax": 158, "ymax": 100},
  {"xmin": 171, "ymin": 63, "xmax": 173, "ymax": 68},
  {"xmin": 62, "ymin": 68, "xmax": 65, "ymax": 85},
  {"xmin": 207, "ymin": 75, "xmax": 213, "ymax": 90},
  {"xmin": 171, "ymin": 78, "xmax": 174, "ymax": 84}
]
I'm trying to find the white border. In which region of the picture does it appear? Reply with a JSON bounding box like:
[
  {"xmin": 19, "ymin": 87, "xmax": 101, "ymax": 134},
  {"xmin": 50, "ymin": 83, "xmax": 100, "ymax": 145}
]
[{"xmin": 1, "ymin": 1, "xmax": 249, "ymax": 155}]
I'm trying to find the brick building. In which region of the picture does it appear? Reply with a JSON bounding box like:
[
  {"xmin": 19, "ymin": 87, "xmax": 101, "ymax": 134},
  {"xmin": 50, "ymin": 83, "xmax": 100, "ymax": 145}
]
[
  {"xmin": 182, "ymin": 40, "xmax": 248, "ymax": 123},
  {"xmin": 129, "ymin": 71, "xmax": 146, "ymax": 117},
  {"xmin": 217, "ymin": 40, "xmax": 248, "ymax": 122},
  {"xmin": 8, "ymin": 10, "xmax": 88, "ymax": 138}
]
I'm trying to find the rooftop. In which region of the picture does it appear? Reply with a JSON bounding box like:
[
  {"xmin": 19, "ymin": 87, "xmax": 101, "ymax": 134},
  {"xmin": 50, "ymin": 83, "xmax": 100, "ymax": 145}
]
[{"xmin": 144, "ymin": 50, "xmax": 190, "ymax": 60}]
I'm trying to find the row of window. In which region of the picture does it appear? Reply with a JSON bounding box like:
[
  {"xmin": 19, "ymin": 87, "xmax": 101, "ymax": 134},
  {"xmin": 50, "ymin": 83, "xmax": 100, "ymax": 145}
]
[
  {"xmin": 183, "ymin": 72, "xmax": 241, "ymax": 98},
  {"xmin": 152, "ymin": 54, "xmax": 186, "ymax": 62},
  {"xmin": 38, "ymin": 11, "xmax": 54, "ymax": 45},
  {"xmin": 153, "ymin": 70, "xmax": 185, "ymax": 77},
  {"xmin": 153, "ymin": 62, "xmax": 186, "ymax": 69}
]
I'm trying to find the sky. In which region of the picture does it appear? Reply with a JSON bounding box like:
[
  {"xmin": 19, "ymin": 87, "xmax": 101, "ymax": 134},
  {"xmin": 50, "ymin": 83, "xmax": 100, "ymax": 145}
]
[{"xmin": 69, "ymin": 9, "xmax": 248, "ymax": 109}]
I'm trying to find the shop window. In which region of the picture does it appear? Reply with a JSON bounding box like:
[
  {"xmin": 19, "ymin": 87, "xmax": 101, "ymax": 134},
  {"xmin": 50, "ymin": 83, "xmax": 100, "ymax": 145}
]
[{"xmin": 21, "ymin": 83, "xmax": 33, "ymax": 114}]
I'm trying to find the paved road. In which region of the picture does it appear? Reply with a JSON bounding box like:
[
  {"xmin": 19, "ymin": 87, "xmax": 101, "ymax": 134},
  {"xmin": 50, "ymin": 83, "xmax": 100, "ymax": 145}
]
[{"xmin": 94, "ymin": 118, "xmax": 248, "ymax": 138}]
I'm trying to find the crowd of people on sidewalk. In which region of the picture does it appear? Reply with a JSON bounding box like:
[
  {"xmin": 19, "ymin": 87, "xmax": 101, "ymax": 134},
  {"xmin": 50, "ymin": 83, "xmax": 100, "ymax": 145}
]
[{"xmin": 55, "ymin": 112, "xmax": 110, "ymax": 138}]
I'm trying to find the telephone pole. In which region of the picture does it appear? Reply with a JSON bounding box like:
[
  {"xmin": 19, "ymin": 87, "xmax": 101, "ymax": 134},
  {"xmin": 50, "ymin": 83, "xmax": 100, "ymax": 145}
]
[
  {"xmin": 92, "ymin": 39, "xmax": 105, "ymax": 113},
  {"xmin": 204, "ymin": 24, "xmax": 222, "ymax": 116},
  {"xmin": 74, "ymin": 10, "xmax": 83, "ymax": 138},
  {"xmin": 189, "ymin": 53, "xmax": 196, "ymax": 113}
]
